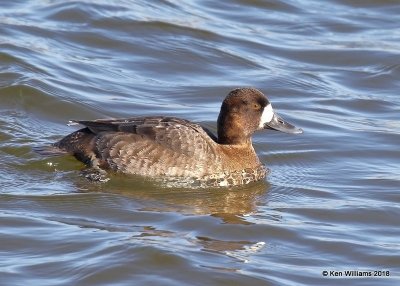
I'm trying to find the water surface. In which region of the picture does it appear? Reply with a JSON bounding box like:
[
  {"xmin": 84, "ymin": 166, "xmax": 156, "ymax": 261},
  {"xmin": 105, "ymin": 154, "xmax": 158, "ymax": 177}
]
[{"xmin": 1, "ymin": 0, "xmax": 399, "ymax": 285}]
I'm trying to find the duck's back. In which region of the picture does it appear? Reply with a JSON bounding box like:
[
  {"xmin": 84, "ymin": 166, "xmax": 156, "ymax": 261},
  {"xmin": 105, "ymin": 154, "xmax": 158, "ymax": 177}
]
[{"xmin": 55, "ymin": 116, "xmax": 221, "ymax": 178}]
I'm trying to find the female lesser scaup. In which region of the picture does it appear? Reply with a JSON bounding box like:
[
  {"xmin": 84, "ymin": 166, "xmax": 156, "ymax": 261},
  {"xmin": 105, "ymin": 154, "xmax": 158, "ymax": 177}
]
[{"xmin": 45, "ymin": 88, "xmax": 302, "ymax": 187}]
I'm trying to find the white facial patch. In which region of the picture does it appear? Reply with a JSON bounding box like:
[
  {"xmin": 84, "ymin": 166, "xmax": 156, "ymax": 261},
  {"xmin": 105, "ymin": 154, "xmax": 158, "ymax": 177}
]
[{"xmin": 259, "ymin": 104, "xmax": 274, "ymax": 128}]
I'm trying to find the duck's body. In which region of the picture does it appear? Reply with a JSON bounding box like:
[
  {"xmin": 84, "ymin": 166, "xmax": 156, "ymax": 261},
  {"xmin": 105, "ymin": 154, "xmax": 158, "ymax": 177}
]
[{"xmin": 47, "ymin": 88, "xmax": 302, "ymax": 187}]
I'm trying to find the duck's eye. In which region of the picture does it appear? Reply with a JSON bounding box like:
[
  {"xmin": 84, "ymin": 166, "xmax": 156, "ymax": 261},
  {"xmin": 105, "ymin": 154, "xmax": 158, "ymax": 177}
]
[{"xmin": 253, "ymin": 103, "xmax": 261, "ymax": 110}]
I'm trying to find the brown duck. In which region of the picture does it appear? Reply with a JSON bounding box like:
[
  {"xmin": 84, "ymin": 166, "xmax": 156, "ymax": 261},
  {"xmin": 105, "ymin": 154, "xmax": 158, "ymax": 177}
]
[{"xmin": 44, "ymin": 88, "xmax": 302, "ymax": 187}]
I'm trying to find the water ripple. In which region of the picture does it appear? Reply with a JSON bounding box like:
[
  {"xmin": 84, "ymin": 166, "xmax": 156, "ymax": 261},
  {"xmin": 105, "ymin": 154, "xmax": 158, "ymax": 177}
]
[{"xmin": 1, "ymin": 0, "xmax": 400, "ymax": 285}]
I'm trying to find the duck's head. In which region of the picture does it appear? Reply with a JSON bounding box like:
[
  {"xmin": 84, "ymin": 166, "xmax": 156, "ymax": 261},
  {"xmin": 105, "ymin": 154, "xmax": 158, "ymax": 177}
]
[{"xmin": 217, "ymin": 88, "xmax": 303, "ymax": 145}]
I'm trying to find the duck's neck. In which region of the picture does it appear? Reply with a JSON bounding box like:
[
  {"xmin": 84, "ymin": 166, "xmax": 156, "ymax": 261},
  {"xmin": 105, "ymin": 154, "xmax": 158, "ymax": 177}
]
[{"xmin": 217, "ymin": 112, "xmax": 251, "ymax": 145}]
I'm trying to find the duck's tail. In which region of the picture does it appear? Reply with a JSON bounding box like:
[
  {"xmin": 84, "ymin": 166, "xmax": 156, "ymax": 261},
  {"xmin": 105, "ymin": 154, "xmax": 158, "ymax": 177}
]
[
  {"xmin": 33, "ymin": 145, "xmax": 69, "ymax": 156},
  {"xmin": 34, "ymin": 128, "xmax": 98, "ymax": 167}
]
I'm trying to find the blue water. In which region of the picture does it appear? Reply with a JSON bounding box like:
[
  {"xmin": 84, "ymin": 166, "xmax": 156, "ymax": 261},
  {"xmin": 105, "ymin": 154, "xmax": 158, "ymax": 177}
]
[{"xmin": 1, "ymin": 1, "xmax": 399, "ymax": 285}]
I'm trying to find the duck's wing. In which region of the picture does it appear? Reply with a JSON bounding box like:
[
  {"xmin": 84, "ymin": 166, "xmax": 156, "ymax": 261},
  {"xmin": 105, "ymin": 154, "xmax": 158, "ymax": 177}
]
[{"xmin": 70, "ymin": 116, "xmax": 218, "ymax": 156}]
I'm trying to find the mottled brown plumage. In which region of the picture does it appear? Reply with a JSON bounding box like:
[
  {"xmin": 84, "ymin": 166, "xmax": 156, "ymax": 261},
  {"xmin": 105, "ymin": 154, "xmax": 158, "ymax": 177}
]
[{"xmin": 48, "ymin": 88, "xmax": 302, "ymax": 187}]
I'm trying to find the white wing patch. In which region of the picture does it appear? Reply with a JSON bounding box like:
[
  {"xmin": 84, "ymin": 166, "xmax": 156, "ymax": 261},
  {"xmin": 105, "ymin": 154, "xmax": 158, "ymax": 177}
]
[{"xmin": 259, "ymin": 104, "xmax": 274, "ymax": 128}]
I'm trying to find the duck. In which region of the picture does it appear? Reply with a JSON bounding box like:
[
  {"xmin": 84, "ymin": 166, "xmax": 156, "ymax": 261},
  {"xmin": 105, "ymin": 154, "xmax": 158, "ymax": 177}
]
[{"xmin": 44, "ymin": 88, "xmax": 302, "ymax": 187}]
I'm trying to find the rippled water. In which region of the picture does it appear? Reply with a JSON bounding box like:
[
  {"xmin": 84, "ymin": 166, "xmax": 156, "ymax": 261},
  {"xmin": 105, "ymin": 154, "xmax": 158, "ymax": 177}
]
[{"xmin": 1, "ymin": 1, "xmax": 399, "ymax": 285}]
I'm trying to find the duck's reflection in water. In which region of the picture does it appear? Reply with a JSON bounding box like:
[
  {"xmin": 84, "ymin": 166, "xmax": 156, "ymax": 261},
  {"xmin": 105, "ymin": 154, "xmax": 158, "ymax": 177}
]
[
  {"xmin": 77, "ymin": 174, "xmax": 269, "ymax": 224},
  {"xmin": 74, "ymin": 175, "xmax": 270, "ymax": 264}
]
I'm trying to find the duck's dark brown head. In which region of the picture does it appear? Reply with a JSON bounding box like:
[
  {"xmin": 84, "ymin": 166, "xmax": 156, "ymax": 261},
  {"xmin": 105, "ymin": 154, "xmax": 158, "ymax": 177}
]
[{"xmin": 217, "ymin": 88, "xmax": 302, "ymax": 145}]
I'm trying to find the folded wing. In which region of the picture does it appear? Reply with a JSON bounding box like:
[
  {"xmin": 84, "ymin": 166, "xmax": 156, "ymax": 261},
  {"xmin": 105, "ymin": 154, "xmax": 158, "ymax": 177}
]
[{"xmin": 70, "ymin": 116, "xmax": 219, "ymax": 176}]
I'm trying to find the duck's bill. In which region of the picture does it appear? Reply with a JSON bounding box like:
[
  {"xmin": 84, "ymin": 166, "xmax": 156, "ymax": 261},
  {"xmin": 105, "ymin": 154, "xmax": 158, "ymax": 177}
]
[{"xmin": 264, "ymin": 113, "xmax": 303, "ymax": 134}]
